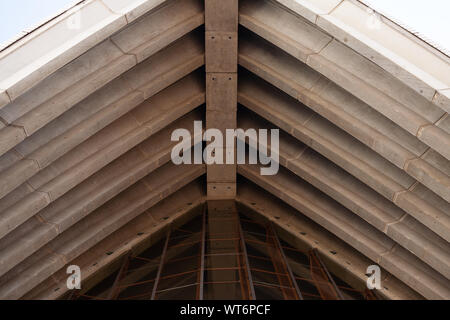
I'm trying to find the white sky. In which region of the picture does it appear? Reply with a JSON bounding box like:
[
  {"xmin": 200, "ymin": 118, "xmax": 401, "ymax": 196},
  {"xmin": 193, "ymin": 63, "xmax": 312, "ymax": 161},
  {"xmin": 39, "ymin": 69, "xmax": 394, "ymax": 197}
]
[
  {"xmin": 0, "ymin": 0, "xmax": 76, "ymax": 46},
  {"xmin": 362, "ymin": 0, "xmax": 450, "ymax": 53},
  {"xmin": 0, "ymin": 0, "xmax": 449, "ymax": 53}
]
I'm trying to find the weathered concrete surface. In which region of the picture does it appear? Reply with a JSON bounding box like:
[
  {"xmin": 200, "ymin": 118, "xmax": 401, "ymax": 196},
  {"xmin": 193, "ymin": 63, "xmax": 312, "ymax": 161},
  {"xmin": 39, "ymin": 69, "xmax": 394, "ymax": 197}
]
[
  {"xmin": 238, "ymin": 71, "xmax": 450, "ymax": 242},
  {"xmin": 0, "ymin": 32, "xmax": 204, "ymax": 200},
  {"xmin": 236, "ymin": 180, "xmax": 423, "ymax": 300},
  {"xmin": 239, "ymin": 28, "xmax": 450, "ymax": 203},
  {"xmin": 0, "ymin": 163, "xmax": 205, "ymax": 299},
  {"xmin": 0, "ymin": 1, "xmax": 203, "ymax": 158},
  {"xmin": 0, "ymin": 0, "xmax": 126, "ymax": 107},
  {"xmin": 111, "ymin": 0, "xmax": 204, "ymax": 63},
  {"xmin": 0, "ymin": 0, "xmax": 180, "ymax": 109},
  {"xmin": 205, "ymin": 0, "xmax": 238, "ymax": 200},
  {"xmin": 0, "ymin": 109, "xmax": 203, "ymax": 279},
  {"xmin": 0, "ymin": 0, "xmax": 448, "ymax": 301},
  {"xmin": 237, "ymin": 164, "xmax": 450, "ymax": 300},
  {"xmin": 238, "ymin": 110, "xmax": 450, "ymax": 279},
  {"xmin": 0, "ymin": 71, "xmax": 205, "ymax": 241},
  {"xmin": 23, "ymin": 179, "xmax": 205, "ymax": 300},
  {"xmin": 272, "ymin": 0, "xmax": 450, "ymax": 114}
]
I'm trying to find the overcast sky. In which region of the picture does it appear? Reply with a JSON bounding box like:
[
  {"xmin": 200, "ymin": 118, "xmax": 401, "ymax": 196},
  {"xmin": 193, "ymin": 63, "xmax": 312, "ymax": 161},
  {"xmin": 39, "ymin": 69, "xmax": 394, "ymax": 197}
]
[
  {"xmin": 0, "ymin": 0, "xmax": 449, "ymax": 52},
  {"xmin": 363, "ymin": 0, "xmax": 450, "ymax": 52},
  {"xmin": 0, "ymin": 0, "xmax": 76, "ymax": 46}
]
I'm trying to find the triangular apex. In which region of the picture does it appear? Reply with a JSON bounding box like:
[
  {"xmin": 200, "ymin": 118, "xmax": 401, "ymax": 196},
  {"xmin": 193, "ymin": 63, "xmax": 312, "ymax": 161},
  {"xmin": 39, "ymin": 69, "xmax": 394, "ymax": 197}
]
[{"xmin": 0, "ymin": 0, "xmax": 447, "ymax": 302}]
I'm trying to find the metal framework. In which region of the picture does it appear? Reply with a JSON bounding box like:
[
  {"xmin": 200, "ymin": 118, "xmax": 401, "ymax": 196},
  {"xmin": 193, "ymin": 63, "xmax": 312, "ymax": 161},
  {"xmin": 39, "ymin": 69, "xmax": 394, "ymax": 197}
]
[
  {"xmin": 197, "ymin": 205, "xmax": 206, "ymax": 300},
  {"xmin": 309, "ymin": 248, "xmax": 345, "ymax": 300},
  {"xmin": 238, "ymin": 216, "xmax": 256, "ymax": 300},
  {"xmin": 205, "ymin": 205, "xmax": 254, "ymax": 299},
  {"xmin": 71, "ymin": 208, "xmax": 376, "ymax": 300},
  {"xmin": 107, "ymin": 251, "xmax": 131, "ymax": 300},
  {"xmin": 268, "ymin": 223, "xmax": 303, "ymax": 300},
  {"xmin": 151, "ymin": 229, "xmax": 171, "ymax": 300}
]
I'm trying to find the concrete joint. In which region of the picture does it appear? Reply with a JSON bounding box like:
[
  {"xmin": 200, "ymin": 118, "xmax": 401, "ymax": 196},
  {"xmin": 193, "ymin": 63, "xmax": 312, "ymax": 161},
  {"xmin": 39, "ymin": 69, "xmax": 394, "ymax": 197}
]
[
  {"xmin": 328, "ymin": 0, "xmax": 345, "ymax": 16},
  {"xmin": 36, "ymin": 190, "xmax": 53, "ymax": 203},
  {"xmin": 415, "ymin": 123, "xmax": 432, "ymax": 138},
  {"xmin": 292, "ymin": 146, "xmax": 308, "ymax": 161},
  {"xmin": 383, "ymin": 213, "xmax": 407, "ymax": 233},
  {"xmin": 110, "ymin": 38, "xmax": 138, "ymax": 64},
  {"xmin": 36, "ymin": 214, "xmax": 61, "ymax": 234},
  {"xmin": 315, "ymin": 0, "xmax": 345, "ymax": 24},
  {"xmin": 26, "ymin": 181, "xmax": 37, "ymax": 191},
  {"xmin": 431, "ymin": 90, "xmax": 440, "ymax": 104},
  {"xmin": 4, "ymin": 90, "xmax": 12, "ymax": 104},
  {"xmin": 407, "ymin": 181, "xmax": 419, "ymax": 191},
  {"xmin": 392, "ymin": 189, "xmax": 407, "ymax": 204},
  {"xmin": 10, "ymin": 123, "xmax": 27, "ymax": 137},
  {"xmin": 0, "ymin": 116, "xmax": 8, "ymax": 126},
  {"xmin": 434, "ymin": 112, "xmax": 448, "ymax": 125},
  {"xmin": 24, "ymin": 157, "xmax": 42, "ymax": 170},
  {"xmin": 378, "ymin": 243, "xmax": 397, "ymax": 262},
  {"xmin": 402, "ymin": 156, "xmax": 416, "ymax": 171},
  {"xmin": 419, "ymin": 147, "xmax": 431, "ymax": 159},
  {"xmin": 100, "ymin": 0, "xmax": 128, "ymax": 23},
  {"xmin": 12, "ymin": 148, "xmax": 25, "ymax": 159}
]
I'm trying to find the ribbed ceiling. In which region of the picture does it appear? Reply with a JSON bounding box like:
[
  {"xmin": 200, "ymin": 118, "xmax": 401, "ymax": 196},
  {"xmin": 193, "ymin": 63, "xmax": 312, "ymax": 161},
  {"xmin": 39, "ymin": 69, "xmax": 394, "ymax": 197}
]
[{"xmin": 0, "ymin": 0, "xmax": 448, "ymax": 300}]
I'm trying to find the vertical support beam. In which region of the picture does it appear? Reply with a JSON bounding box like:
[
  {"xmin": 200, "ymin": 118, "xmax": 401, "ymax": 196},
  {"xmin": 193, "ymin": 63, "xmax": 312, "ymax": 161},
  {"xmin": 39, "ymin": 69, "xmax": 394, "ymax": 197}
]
[
  {"xmin": 66, "ymin": 289, "xmax": 79, "ymax": 300},
  {"xmin": 364, "ymin": 288, "xmax": 378, "ymax": 300},
  {"xmin": 206, "ymin": 201, "xmax": 241, "ymax": 299},
  {"xmin": 107, "ymin": 251, "xmax": 131, "ymax": 300},
  {"xmin": 310, "ymin": 248, "xmax": 345, "ymax": 300},
  {"xmin": 238, "ymin": 215, "xmax": 256, "ymax": 300},
  {"xmin": 151, "ymin": 229, "xmax": 171, "ymax": 300},
  {"xmin": 197, "ymin": 205, "xmax": 206, "ymax": 300},
  {"xmin": 270, "ymin": 223, "xmax": 303, "ymax": 300},
  {"xmin": 205, "ymin": 0, "xmax": 238, "ymax": 200},
  {"xmin": 205, "ymin": 0, "xmax": 239, "ymax": 300}
]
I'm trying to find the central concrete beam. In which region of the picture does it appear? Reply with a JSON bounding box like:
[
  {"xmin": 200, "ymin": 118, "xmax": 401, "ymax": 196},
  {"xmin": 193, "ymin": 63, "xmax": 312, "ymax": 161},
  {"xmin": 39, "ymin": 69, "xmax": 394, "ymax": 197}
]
[
  {"xmin": 204, "ymin": 0, "xmax": 239, "ymax": 299},
  {"xmin": 205, "ymin": 0, "xmax": 238, "ymax": 201}
]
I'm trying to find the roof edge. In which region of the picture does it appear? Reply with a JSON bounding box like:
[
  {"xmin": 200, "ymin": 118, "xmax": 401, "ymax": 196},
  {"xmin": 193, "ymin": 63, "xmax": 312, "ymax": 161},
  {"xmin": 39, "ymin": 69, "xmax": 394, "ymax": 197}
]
[
  {"xmin": 274, "ymin": 0, "xmax": 450, "ymax": 115},
  {"xmin": 0, "ymin": 0, "xmax": 169, "ymax": 109}
]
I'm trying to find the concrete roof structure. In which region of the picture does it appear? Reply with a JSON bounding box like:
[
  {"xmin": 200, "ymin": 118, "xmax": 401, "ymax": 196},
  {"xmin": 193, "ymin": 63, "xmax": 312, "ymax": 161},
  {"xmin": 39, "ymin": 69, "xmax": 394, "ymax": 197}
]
[{"xmin": 0, "ymin": 0, "xmax": 448, "ymax": 300}]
